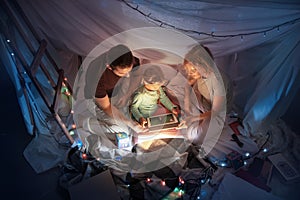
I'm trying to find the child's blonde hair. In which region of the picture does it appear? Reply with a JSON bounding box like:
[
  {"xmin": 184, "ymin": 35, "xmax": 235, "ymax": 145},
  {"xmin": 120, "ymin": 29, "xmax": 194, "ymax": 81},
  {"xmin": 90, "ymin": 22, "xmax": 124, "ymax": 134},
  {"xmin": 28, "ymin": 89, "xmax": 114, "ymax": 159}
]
[{"xmin": 143, "ymin": 65, "xmax": 165, "ymax": 84}]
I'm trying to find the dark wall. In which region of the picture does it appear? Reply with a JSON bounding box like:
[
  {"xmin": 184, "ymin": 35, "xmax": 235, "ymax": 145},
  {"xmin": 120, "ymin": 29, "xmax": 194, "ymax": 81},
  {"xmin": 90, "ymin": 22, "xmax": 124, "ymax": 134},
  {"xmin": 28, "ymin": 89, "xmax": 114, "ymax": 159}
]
[{"xmin": 282, "ymin": 89, "xmax": 300, "ymax": 134}]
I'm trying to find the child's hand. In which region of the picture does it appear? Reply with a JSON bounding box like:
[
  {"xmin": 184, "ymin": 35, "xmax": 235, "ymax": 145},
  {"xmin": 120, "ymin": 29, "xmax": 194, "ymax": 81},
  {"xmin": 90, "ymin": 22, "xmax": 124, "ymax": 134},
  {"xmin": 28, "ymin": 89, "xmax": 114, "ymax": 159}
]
[
  {"xmin": 126, "ymin": 120, "xmax": 147, "ymax": 133},
  {"xmin": 139, "ymin": 117, "xmax": 148, "ymax": 128},
  {"xmin": 172, "ymin": 107, "xmax": 180, "ymax": 117}
]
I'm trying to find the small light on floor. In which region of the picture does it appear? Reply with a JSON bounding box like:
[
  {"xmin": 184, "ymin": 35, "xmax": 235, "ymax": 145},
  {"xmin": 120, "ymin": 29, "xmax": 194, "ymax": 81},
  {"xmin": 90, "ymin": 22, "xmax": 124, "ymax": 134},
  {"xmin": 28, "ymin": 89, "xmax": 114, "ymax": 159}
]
[
  {"xmin": 179, "ymin": 176, "xmax": 185, "ymax": 184},
  {"xmin": 69, "ymin": 130, "xmax": 74, "ymax": 135},
  {"xmin": 220, "ymin": 162, "xmax": 227, "ymax": 167},
  {"xmin": 179, "ymin": 189, "xmax": 184, "ymax": 196},
  {"xmin": 82, "ymin": 153, "xmax": 87, "ymax": 159},
  {"xmin": 77, "ymin": 140, "xmax": 83, "ymax": 148}
]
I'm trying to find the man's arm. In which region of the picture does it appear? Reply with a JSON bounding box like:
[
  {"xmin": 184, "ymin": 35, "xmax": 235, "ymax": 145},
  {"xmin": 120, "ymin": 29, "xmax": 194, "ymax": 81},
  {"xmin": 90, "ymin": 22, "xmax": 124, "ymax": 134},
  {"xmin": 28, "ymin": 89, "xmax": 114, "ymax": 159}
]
[
  {"xmin": 94, "ymin": 95, "xmax": 113, "ymax": 116},
  {"xmin": 95, "ymin": 94, "xmax": 146, "ymax": 133}
]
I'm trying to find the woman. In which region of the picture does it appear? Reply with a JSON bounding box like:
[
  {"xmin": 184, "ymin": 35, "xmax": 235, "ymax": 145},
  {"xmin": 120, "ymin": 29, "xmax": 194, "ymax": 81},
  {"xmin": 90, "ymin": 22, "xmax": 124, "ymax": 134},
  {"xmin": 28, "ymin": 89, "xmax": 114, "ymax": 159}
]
[{"xmin": 181, "ymin": 44, "xmax": 229, "ymax": 149}]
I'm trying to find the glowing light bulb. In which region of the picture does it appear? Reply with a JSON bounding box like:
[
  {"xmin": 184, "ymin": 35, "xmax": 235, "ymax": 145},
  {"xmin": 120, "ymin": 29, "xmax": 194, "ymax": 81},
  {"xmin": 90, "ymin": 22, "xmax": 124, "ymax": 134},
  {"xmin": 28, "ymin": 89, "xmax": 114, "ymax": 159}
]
[
  {"xmin": 179, "ymin": 176, "xmax": 185, "ymax": 184},
  {"xmin": 179, "ymin": 189, "xmax": 184, "ymax": 196},
  {"xmin": 77, "ymin": 140, "xmax": 83, "ymax": 148},
  {"xmin": 82, "ymin": 153, "xmax": 87, "ymax": 159},
  {"xmin": 161, "ymin": 180, "xmax": 166, "ymax": 186}
]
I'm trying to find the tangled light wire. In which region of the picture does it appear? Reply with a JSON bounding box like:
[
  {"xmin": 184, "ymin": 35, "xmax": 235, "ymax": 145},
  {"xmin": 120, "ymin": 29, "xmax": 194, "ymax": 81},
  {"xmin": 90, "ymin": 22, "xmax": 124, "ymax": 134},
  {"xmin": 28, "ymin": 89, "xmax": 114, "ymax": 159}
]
[{"xmin": 121, "ymin": 0, "xmax": 300, "ymax": 39}]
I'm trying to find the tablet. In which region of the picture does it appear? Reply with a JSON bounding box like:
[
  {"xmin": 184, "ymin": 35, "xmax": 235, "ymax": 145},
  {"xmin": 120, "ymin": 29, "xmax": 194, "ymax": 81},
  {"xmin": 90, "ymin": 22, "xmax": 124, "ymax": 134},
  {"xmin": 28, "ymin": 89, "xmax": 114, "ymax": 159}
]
[{"xmin": 147, "ymin": 113, "xmax": 179, "ymax": 131}]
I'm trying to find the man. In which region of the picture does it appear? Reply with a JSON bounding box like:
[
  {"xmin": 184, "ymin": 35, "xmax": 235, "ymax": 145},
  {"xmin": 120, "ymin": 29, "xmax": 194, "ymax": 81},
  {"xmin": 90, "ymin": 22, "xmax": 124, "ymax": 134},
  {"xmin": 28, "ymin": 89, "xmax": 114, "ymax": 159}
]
[
  {"xmin": 93, "ymin": 44, "xmax": 143, "ymax": 133},
  {"xmin": 95, "ymin": 44, "xmax": 134, "ymax": 115}
]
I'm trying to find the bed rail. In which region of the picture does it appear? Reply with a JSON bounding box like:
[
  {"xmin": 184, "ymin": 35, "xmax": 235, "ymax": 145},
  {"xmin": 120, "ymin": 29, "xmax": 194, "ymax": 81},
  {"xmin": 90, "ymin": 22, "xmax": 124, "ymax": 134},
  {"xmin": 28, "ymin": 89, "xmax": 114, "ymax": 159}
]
[{"xmin": 0, "ymin": 0, "xmax": 75, "ymax": 144}]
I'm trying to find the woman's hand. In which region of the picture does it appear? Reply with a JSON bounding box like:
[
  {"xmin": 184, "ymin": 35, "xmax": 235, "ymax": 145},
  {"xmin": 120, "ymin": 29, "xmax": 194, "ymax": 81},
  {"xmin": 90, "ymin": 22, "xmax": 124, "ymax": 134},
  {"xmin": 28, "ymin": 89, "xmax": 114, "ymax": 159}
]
[{"xmin": 179, "ymin": 114, "xmax": 205, "ymax": 127}]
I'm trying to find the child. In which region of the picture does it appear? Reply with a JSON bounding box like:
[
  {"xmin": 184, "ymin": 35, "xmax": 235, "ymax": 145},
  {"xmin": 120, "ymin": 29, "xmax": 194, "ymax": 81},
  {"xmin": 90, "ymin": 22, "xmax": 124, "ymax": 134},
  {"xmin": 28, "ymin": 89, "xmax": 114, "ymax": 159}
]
[{"xmin": 130, "ymin": 65, "xmax": 178, "ymax": 127}]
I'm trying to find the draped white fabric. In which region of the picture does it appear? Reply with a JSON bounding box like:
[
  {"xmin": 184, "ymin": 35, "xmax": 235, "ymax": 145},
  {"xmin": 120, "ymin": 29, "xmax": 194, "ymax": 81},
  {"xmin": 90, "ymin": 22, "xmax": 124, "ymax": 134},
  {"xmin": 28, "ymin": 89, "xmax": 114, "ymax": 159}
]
[{"xmin": 16, "ymin": 0, "xmax": 300, "ymax": 134}]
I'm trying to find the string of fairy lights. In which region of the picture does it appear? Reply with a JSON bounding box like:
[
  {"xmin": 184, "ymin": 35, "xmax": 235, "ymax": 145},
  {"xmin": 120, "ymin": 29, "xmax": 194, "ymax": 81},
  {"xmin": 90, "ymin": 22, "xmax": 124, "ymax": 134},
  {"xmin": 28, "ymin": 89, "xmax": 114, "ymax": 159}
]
[
  {"xmin": 7, "ymin": 36, "xmax": 80, "ymax": 147},
  {"xmin": 121, "ymin": 0, "xmax": 300, "ymax": 40},
  {"xmin": 74, "ymin": 133, "xmax": 271, "ymax": 199}
]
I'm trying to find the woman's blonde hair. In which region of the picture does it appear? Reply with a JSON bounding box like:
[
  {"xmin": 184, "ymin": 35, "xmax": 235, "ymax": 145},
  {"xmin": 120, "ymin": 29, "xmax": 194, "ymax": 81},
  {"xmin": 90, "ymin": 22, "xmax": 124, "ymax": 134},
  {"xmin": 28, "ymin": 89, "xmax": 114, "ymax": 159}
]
[{"xmin": 184, "ymin": 44, "xmax": 215, "ymax": 73}]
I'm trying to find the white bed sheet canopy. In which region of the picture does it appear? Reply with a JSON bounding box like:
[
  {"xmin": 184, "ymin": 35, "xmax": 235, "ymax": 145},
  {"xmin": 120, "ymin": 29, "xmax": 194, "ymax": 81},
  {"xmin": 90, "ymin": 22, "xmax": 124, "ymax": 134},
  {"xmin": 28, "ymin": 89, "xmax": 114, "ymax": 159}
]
[{"xmin": 16, "ymin": 0, "xmax": 300, "ymax": 134}]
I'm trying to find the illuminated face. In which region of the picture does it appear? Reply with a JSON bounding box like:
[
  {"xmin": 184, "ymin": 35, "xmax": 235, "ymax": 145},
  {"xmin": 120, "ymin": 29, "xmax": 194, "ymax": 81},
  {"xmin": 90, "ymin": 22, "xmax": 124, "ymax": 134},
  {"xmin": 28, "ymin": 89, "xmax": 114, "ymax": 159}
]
[
  {"xmin": 183, "ymin": 61, "xmax": 201, "ymax": 80},
  {"xmin": 111, "ymin": 64, "xmax": 133, "ymax": 77}
]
